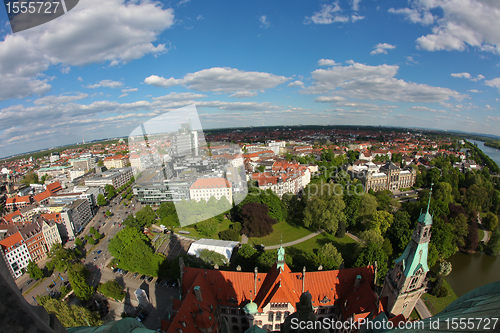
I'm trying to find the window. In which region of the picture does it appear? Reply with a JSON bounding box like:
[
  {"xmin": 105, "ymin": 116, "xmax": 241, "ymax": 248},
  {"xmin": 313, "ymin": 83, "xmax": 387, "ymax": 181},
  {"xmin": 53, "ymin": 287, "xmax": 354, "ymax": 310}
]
[
  {"xmin": 268, "ymin": 311, "xmax": 274, "ymax": 321},
  {"xmin": 275, "ymin": 324, "xmax": 280, "ymax": 330},
  {"xmin": 275, "ymin": 312, "xmax": 281, "ymax": 321},
  {"xmin": 231, "ymin": 317, "xmax": 238, "ymax": 323}
]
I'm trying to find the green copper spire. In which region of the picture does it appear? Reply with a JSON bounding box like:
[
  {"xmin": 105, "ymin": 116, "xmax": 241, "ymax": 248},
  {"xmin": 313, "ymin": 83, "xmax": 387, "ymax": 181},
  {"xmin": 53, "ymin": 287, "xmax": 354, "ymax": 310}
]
[{"xmin": 277, "ymin": 245, "xmax": 285, "ymax": 271}]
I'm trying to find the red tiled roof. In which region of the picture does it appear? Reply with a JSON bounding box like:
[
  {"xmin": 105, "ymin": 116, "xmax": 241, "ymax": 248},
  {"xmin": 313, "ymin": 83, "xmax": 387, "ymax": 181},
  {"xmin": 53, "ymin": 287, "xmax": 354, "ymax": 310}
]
[
  {"xmin": 33, "ymin": 190, "xmax": 51, "ymax": 203},
  {"xmin": 6, "ymin": 195, "xmax": 31, "ymax": 204},
  {"xmin": 0, "ymin": 231, "xmax": 24, "ymax": 250},
  {"xmin": 46, "ymin": 181, "xmax": 62, "ymax": 195},
  {"xmin": 190, "ymin": 178, "xmax": 231, "ymax": 189},
  {"xmin": 1, "ymin": 210, "xmax": 22, "ymax": 223},
  {"xmin": 104, "ymin": 155, "xmax": 128, "ymax": 161}
]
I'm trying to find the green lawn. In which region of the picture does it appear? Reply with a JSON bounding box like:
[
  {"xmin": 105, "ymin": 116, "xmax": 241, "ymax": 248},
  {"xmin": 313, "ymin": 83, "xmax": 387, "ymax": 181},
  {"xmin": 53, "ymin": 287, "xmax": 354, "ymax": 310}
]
[
  {"xmin": 478, "ymin": 228, "xmax": 485, "ymax": 242},
  {"xmin": 290, "ymin": 233, "xmax": 358, "ymax": 267},
  {"xmin": 423, "ymin": 278, "xmax": 458, "ymax": 315},
  {"xmin": 178, "ymin": 218, "xmax": 233, "ymax": 240},
  {"xmin": 248, "ymin": 221, "xmax": 313, "ymax": 246}
]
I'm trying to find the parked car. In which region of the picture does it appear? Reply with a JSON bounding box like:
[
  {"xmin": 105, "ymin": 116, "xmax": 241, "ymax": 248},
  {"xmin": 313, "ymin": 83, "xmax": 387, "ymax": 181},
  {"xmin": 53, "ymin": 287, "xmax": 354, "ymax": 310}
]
[
  {"xmin": 96, "ymin": 250, "xmax": 102, "ymax": 254},
  {"xmin": 155, "ymin": 279, "xmax": 162, "ymax": 286},
  {"xmin": 93, "ymin": 257, "xmax": 98, "ymax": 261},
  {"xmin": 132, "ymin": 272, "xmax": 139, "ymax": 278},
  {"xmin": 140, "ymin": 275, "xmax": 146, "ymax": 280},
  {"xmin": 147, "ymin": 276, "xmax": 154, "ymax": 283}
]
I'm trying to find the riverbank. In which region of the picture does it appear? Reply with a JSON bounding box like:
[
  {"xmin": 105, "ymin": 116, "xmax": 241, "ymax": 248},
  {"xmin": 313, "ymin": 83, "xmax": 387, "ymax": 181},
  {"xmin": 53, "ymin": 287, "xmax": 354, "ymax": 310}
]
[{"xmin": 422, "ymin": 279, "xmax": 458, "ymax": 316}]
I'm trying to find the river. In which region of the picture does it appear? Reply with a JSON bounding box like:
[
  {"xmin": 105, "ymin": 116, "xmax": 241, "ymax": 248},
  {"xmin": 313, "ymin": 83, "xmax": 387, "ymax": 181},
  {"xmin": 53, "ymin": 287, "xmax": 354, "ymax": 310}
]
[{"xmin": 445, "ymin": 140, "xmax": 500, "ymax": 297}]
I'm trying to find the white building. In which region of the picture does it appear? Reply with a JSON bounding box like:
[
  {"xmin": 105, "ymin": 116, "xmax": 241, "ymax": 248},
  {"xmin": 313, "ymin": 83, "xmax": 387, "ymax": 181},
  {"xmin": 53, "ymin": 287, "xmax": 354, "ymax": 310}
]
[
  {"xmin": 189, "ymin": 178, "xmax": 232, "ymax": 203},
  {"xmin": 188, "ymin": 239, "xmax": 240, "ymax": 263},
  {"xmin": 40, "ymin": 218, "xmax": 62, "ymax": 252},
  {"xmin": 0, "ymin": 231, "xmax": 32, "ymax": 279}
]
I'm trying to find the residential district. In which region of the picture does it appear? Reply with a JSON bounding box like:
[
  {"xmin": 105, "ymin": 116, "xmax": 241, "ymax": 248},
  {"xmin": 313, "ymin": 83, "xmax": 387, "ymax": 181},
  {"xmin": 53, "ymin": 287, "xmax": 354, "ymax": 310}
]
[{"xmin": 1, "ymin": 126, "xmax": 499, "ymax": 333}]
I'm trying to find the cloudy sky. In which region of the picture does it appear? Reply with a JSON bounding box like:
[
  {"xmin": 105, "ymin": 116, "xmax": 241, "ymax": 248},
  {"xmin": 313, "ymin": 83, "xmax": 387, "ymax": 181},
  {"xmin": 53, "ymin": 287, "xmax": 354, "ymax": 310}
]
[{"xmin": 1, "ymin": 0, "xmax": 500, "ymax": 158}]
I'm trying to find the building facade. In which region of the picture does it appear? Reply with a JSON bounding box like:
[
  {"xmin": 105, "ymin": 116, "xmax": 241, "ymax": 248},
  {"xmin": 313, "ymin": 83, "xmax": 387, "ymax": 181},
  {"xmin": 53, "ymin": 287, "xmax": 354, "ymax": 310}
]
[
  {"xmin": 189, "ymin": 178, "xmax": 232, "ymax": 203},
  {"xmin": 380, "ymin": 192, "xmax": 433, "ymax": 319},
  {"xmin": 84, "ymin": 167, "xmax": 133, "ymax": 188},
  {"xmin": 103, "ymin": 155, "xmax": 130, "ymax": 169},
  {"xmin": 0, "ymin": 231, "xmax": 32, "ymax": 279}
]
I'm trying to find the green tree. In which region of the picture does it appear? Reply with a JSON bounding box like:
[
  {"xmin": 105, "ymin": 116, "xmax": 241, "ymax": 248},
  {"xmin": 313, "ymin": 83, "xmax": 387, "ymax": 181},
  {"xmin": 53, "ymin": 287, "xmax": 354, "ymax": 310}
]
[
  {"xmin": 354, "ymin": 242, "xmax": 388, "ymax": 284},
  {"xmin": 198, "ymin": 249, "xmax": 228, "ymax": 267},
  {"xmin": 257, "ymin": 250, "xmax": 292, "ymax": 272},
  {"xmin": 74, "ymin": 238, "xmax": 82, "ymax": 247},
  {"xmin": 135, "ymin": 205, "xmax": 156, "ymax": 228},
  {"xmin": 240, "ymin": 202, "xmax": 277, "ymax": 237},
  {"xmin": 41, "ymin": 298, "xmax": 102, "ymax": 327},
  {"xmin": 97, "ymin": 280, "xmax": 126, "ymax": 301},
  {"xmin": 449, "ymin": 214, "xmax": 468, "ymax": 247},
  {"xmin": 97, "ymin": 194, "xmax": 107, "ymax": 206},
  {"xmin": 438, "ymin": 261, "xmax": 452, "ymax": 277},
  {"xmin": 358, "ymin": 193, "xmax": 378, "ymax": 220},
  {"xmin": 368, "ymin": 211, "xmax": 394, "ymax": 234},
  {"xmin": 97, "ymin": 159, "xmax": 104, "ymax": 167},
  {"xmin": 195, "ymin": 218, "xmax": 218, "ymax": 238},
  {"xmin": 105, "ymin": 210, "xmax": 112, "ymax": 217},
  {"xmin": 314, "ymin": 243, "xmax": 343, "ymax": 270},
  {"xmin": 303, "ymin": 187, "xmax": 345, "ymax": 234},
  {"xmin": 218, "ymin": 228, "xmax": 240, "ymax": 241},
  {"xmin": 67, "ymin": 264, "xmax": 94, "ymax": 302},
  {"xmin": 259, "ymin": 189, "xmax": 286, "ymax": 222},
  {"xmin": 386, "ymin": 211, "xmax": 412, "ymax": 254},
  {"xmin": 26, "ymin": 260, "xmax": 44, "ymax": 280},
  {"xmin": 358, "ymin": 229, "xmax": 384, "ymax": 247},
  {"xmin": 238, "ymin": 244, "xmax": 257, "ymax": 259},
  {"xmin": 485, "ymin": 229, "xmax": 500, "ymax": 256},
  {"xmin": 47, "ymin": 244, "xmax": 76, "ymax": 272},
  {"xmin": 483, "ymin": 212, "xmax": 499, "ymax": 231},
  {"xmin": 374, "ymin": 190, "xmax": 400, "ymax": 212}
]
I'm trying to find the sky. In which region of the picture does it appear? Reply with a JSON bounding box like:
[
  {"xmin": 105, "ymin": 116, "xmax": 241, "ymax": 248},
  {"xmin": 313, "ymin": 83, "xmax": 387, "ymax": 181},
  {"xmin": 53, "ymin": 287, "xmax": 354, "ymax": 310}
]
[{"xmin": 1, "ymin": 0, "xmax": 500, "ymax": 158}]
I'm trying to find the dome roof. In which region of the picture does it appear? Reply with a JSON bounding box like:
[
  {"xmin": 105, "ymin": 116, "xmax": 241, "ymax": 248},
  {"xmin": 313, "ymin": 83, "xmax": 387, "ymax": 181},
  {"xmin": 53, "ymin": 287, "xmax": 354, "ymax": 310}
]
[{"xmin": 243, "ymin": 301, "xmax": 258, "ymax": 315}]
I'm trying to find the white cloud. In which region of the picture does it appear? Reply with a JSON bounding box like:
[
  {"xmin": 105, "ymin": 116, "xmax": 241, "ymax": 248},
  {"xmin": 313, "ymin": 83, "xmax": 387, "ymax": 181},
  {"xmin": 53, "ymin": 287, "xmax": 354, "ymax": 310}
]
[
  {"xmin": 145, "ymin": 67, "xmax": 289, "ymax": 94},
  {"xmin": 229, "ymin": 91, "xmax": 258, "ymax": 98},
  {"xmin": 318, "ymin": 59, "xmax": 341, "ymax": 66},
  {"xmin": 87, "ymin": 80, "xmax": 123, "ymax": 89},
  {"xmin": 315, "ymin": 96, "xmax": 346, "ymax": 103},
  {"xmin": 452, "ymin": 72, "xmax": 486, "ymax": 81},
  {"xmin": 153, "ymin": 92, "xmax": 207, "ymax": 101},
  {"xmin": 119, "ymin": 93, "xmax": 128, "ymax": 98},
  {"xmin": 351, "ymin": 15, "xmax": 365, "ymax": 22},
  {"xmin": 0, "ymin": 0, "xmax": 174, "ymax": 102},
  {"xmin": 388, "ymin": 7, "xmax": 435, "ymax": 25},
  {"xmin": 34, "ymin": 93, "xmax": 89, "ymax": 105},
  {"xmin": 451, "ymin": 72, "xmax": 471, "ymax": 79},
  {"xmin": 302, "ymin": 61, "xmax": 464, "ymax": 103},
  {"xmin": 305, "ymin": 3, "xmax": 350, "ymax": 24},
  {"xmin": 485, "ymin": 77, "xmax": 500, "ymax": 91},
  {"xmin": 405, "ymin": 106, "xmax": 446, "ymax": 113},
  {"xmin": 406, "ymin": 56, "xmax": 419, "ymax": 65},
  {"xmin": 259, "ymin": 15, "xmax": 271, "ymax": 28},
  {"xmin": 78, "ymin": 77, "xmax": 83, "ymax": 82},
  {"xmin": 468, "ymin": 89, "xmax": 481, "ymax": 93},
  {"xmin": 197, "ymin": 15, "xmax": 204, "ymax": 20},
  {"xmin": 351, "ymin": 0, "xmax": 362, "ymax": 11},
  {"xmin": 288, "ymin": 81, "xmax": 304, "ymax": 87},
  {"xmin": 371, "ymin": 43, "xmax": 396, "ymax": 55},
  {"xmin": 392, "ymin": 0, "xmax": 500, "ymax": 54},
  {"xmin": 122, "ymin": 88, "xmax": 138, "ymax": 93},
  {"xmin": 144, "ymin": 75, "xmax": 180, "ymax": 88}
]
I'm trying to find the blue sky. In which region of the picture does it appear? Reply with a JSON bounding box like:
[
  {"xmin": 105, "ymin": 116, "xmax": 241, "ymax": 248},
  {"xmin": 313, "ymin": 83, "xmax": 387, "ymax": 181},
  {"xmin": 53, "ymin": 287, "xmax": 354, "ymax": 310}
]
[{"xmin": 1, "ymin": 0, "xmax": 500, "ymax": 158}]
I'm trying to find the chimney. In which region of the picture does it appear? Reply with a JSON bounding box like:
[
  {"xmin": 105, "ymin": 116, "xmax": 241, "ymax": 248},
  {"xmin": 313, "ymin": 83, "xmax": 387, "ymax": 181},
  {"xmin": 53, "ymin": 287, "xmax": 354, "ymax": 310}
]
[
  {"xmin": 354, "ymin": 275, "xmax": 362, "ymax": 289},
  {"xmin": 302, "ymin": 266, "xmax": 306, "ymax": 294},
  {"xmin": 254, "ymin": 267, "xmax": 258, "ymax": 296},
  {"xmin": 194, "ymin": 286, "xmax": 203, "ymax": 302}
]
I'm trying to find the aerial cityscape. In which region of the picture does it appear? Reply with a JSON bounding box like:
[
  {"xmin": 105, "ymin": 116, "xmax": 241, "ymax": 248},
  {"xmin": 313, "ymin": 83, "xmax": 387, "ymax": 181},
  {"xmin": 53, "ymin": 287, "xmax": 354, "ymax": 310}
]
[{"xmin": 1, "ymin": 0, "xmax": 500, "ymax": 332}]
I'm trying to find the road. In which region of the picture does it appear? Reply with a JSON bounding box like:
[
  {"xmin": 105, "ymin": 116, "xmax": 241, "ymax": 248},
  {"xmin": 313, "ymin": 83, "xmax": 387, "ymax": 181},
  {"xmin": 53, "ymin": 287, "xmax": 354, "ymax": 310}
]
[
  {"xmin": 264, "ymin": 230, "xmax": 324, "ymax": 250},
  {"xmin": 22, "ymin": 194, "xmax": 145, "ymax": 306},
  {"xmin": 415, "ymin": 298, "xmax": 433, "ymax": 319}
]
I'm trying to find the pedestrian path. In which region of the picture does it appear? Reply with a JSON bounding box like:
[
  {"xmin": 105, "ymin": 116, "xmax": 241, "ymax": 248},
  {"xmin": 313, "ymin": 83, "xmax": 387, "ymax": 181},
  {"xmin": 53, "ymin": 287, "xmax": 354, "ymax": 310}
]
[{"xmin": 264, "ymin": 230, "xmax": 324, "ymax": 250}]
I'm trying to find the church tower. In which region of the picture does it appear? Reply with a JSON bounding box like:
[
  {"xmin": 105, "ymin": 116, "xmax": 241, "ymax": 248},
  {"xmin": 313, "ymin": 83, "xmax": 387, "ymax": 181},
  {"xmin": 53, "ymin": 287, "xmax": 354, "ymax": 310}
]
[{"xmin": 380, "ymin": 184, "xmax": 434, "ymax": 319}]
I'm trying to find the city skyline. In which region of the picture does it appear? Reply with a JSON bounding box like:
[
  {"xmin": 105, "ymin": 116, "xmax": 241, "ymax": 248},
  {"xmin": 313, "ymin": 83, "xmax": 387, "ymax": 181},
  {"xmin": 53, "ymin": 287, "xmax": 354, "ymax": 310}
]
[{"xmin": 1, "ymin": 0, "xmax": 500, "ymax": 158}]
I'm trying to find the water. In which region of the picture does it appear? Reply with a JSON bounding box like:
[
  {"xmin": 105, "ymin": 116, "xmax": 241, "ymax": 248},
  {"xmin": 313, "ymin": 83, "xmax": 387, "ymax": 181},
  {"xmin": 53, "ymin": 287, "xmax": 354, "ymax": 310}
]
[{"xmin": 445, "ymin": 140, "xmax": 500, "ymax": 297}]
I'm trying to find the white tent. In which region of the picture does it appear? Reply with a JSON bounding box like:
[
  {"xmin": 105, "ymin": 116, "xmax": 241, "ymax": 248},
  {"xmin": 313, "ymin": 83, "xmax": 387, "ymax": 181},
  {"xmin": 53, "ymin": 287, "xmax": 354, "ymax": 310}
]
[{"xmin": 188, "ymin": 238, "xmax": 240, "ymax": 262}]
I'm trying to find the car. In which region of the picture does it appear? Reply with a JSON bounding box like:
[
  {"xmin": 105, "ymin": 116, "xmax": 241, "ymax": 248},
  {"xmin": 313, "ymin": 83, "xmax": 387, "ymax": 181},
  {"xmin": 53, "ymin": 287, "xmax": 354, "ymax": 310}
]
[
  {"xmin": 155, "ymin": 279, "xmax": 162, "ymax": 286},
  {"xmin": 147, "ymin": 276, "xmax": 154, "ymax": 283},
  {"xmin": 122, "ymin": 270, "xmax": 129, "ymax": 275},
  {"xmin": 162, "ymin": 281, "xmax": 170, "ymax": 287},
  {"xmin": 132, "ymin": 273, "xmax": 139, "ymax": 278},
  {"xmin": 26, "ymin": 279, "xmax": 32, "ymax": 285},
  {"xmin": 92, "ymin": 250, "xmax": 96, "ymax": 254},
  {"xmin": 93, "ymin": 257, "xmax": 98, "ymax": 261},
  {"xmin": 96, "ymin": 250, "xmax": 102, "ymax": 254},
  {"xmin": 140, "ymin": 275, "xmax": 146, "ymax": 280}
]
